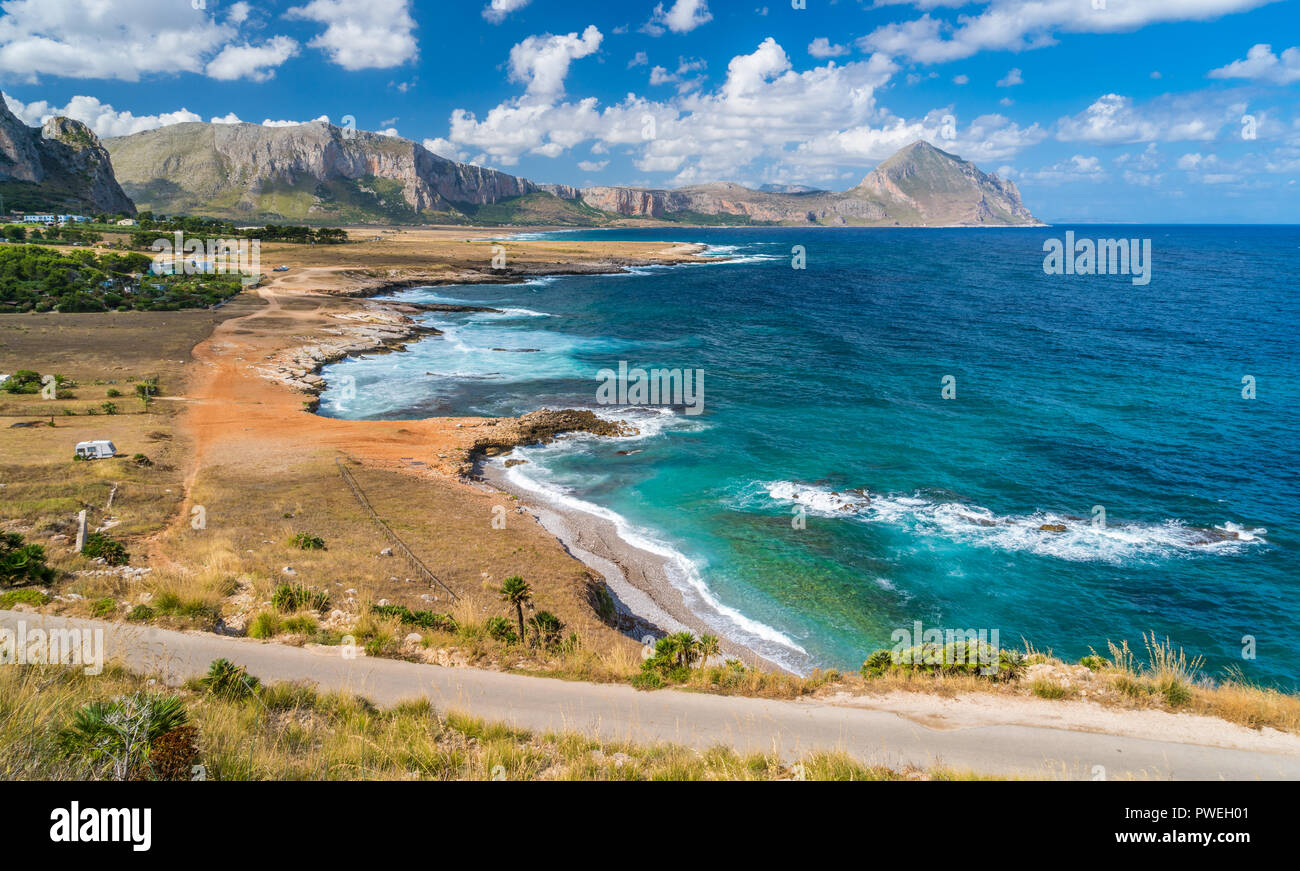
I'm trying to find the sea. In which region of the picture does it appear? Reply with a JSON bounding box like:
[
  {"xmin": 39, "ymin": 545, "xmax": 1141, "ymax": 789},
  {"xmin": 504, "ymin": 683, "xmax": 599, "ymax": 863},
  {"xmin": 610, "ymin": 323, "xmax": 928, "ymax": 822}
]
[{"xmin": 317, "ymin": 225, "xmax": 1299, "ymax": 687}]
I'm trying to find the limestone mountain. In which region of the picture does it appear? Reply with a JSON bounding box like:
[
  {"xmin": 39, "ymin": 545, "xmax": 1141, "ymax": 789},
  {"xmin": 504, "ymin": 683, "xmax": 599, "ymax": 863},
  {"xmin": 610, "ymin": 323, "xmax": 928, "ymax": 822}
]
[
  {"xmin": 0, "ymin": 96, "xmax": 135, "ymax": 215},
  {"xmin": 104, "ymin": 120, "xmax": 590, "ymax": 224},
  {"xmin": 581, "ymin": 141, "xmax": 1039, "ymax": 226},
  {"xmin": 100, "ymin": 120, "xmax": 1038, "ymax": 227}
]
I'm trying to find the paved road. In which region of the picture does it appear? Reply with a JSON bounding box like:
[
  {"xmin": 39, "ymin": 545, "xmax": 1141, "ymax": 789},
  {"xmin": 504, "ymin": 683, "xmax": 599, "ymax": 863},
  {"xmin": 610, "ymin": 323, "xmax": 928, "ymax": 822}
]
[{"xmin": 5, "ymin": 610, "xmax": 1298, "ymax": 780}]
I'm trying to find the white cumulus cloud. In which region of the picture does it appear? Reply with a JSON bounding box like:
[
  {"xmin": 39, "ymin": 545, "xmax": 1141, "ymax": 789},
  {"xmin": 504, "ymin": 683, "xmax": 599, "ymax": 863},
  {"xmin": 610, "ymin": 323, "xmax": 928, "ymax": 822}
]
[
  {"xmin": 205, "ymin": 36, "xmax": 300, "ymax": 82},
  {"xmin": 1209, "ymin": 44, "xmax": 1300, "ymax": 84},
  {"xmin": 859, "ymin": 0, "xmax": 1276, "ymax": 64},
  {"xmin": 808, "ymin": 38, "xmax": 849, "ymax": 58},
  {"xmin": 287, "ymin": 0, "xmax": 418, "ymax": 70},
  {"xmin": 3, "ymin": 93, "xmax": 202, "ymax": 138},
  {"xmin": 423, "ymin": 137, "xmax": 471, "ymax": 163},
  {"xmin": 508, "ymin": 25, "xmax": 603, "ymax": 101},
  {"xmin": 1056, "ymin": 92, "xmax": 1245, "ymax": 144},
  {"xmin": 645, "ymin": 0, "xmax": 713, "ymax": 36},
  {"xmin": 483, "ymin": 0, "xmax": 532, "ymax": 24},
  {"xmin": 0, "ymin": 0, "xmax": 297, "ymax": 82}
]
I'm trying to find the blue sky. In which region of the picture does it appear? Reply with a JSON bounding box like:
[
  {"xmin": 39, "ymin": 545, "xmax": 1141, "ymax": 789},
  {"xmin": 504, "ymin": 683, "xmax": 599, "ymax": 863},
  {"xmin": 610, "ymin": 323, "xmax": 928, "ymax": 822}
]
[{"xmin": 1, "ymin": 0, "xmax": 1298, "ymax": 221}]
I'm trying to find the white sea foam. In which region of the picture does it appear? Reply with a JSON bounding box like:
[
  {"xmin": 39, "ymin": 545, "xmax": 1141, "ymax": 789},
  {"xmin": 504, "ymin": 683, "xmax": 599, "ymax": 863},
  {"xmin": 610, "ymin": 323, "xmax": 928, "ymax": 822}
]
[
  {"xmin": 488, "ymin": 307, "xmax": 552, "ymax": 318},
  {"xmin": 594, "ymin": 405, "xmax": 710, "ymax": 440},
  {"xmin": 760, "ymin": 481, "xmax": 1267, "ymax": 564},
  {"xmin": 499, "ymin": 437, "xmax": 806, "ymax": 665}
]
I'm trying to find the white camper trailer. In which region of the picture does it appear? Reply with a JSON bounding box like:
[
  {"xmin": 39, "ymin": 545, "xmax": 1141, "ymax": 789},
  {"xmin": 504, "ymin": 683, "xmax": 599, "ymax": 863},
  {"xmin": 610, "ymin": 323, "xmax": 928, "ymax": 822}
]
[{"xmin": 74, "ymin": 440, "xmax": 116, "ymax": 460}]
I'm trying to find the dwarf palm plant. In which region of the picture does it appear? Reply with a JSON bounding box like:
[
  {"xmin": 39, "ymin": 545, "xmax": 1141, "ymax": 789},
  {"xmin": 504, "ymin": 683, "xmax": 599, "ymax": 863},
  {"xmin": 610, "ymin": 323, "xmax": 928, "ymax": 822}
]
[
  {"xmin": 499, "ymin": 575, "xmax": 532, "ymax": 645},
  {"xmin": 698, "ymin": 634, "xmax": 721, "ymax": 669},
  {"xmin": 199, "ymin": 658, "xmax": 261, "ymax": 700},
  {"xmin": 527, "ymin": 611, "xmax": 565, "ymax": 650},
  {"xmin": 59, "ymin": 693, "xmax": 189, "ymax": 781},
  {"xmin": 667, "ymin": 632, "xmax": 701, "ymax": 669}
]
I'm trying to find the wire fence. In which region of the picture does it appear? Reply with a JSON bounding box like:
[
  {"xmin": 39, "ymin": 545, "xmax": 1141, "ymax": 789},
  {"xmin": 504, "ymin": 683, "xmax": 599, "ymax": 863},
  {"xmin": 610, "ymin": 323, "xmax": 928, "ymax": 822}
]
[{"xmin": 335, "ymin": 457, "xmax": 459, "ymax": 602}]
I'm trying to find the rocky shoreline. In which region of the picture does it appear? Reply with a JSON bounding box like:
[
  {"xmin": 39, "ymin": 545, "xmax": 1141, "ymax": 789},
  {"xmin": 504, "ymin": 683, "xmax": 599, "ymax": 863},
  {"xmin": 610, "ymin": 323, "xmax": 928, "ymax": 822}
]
[
  {"xmin": 252, "ymin": 240, "xmax": 787, "ymax": 667},
  {"xmin": 259, "ymin": 246, "xmax": 714, "ymax": 397}
]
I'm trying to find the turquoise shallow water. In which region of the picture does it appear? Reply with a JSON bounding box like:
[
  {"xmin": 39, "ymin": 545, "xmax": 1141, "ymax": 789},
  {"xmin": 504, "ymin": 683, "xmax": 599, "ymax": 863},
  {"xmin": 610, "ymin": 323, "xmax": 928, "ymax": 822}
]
[{"xmin": 319, "ymin": 226, "xmax": 1299, "ymax": 685}]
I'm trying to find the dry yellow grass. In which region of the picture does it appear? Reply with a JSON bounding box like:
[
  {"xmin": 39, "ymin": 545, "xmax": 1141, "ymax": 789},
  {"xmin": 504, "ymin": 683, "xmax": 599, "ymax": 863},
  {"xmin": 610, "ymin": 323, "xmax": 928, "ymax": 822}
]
[{"xmin": 0, "ymin": 663, "xmax": 1000, "ymax": 781}]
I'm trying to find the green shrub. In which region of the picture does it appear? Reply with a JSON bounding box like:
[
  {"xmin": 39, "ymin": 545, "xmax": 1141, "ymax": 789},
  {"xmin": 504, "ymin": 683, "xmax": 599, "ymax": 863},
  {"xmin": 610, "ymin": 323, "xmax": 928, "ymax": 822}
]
[
  {"xmin": 1079, "ymin": 654, "xmax": 1111, "ymax": 671},
  {"xmin": 153, "ymin": 591, "xmax": 181, "ymax": 612},
  {"xmin": 90, "ymin": 597, "xmax": 117, "ymax": 618},
  {"xmin": 484, "ymin": 615, "xmax": 518, "ymax": 644},
  {"xmin": 1029, "ymin": 679, "xmax": 1069, "ymax": 699},
  {"xmin": 370, "ymin": 603, "xmax": 457, "ymax": 632},
  {"xmin": 127, "ymin": 604, "xmax": 155, "ymax": 622},
  {"xmin": 100, "ymin": 401, "xmax": 118, "ymax": 415},
  {"xmin": 1160, "ymin": 678, "xmax": 1193, "ymax": 708},
  {"xmin": 271, "ymin": 583, "xmax": 330, "ymax": 613},
  {"xmin": 860, "ymin": 641, "xmax": 1023, "ymax": 682},
  {"xmin": 58, "ymin": 692, "xmax": 189, "ymax": 781},
  {"xmin": 631, "ymin": 671, "xmax": 665, "ymax": 691},
  {"xmin": 1, "ymin": 370, "xmax": 42, "ymax": 394},
  {"xmin": 527, "ymin": 611, "xmax": 565, "ymax": 650},
  {"xmin": 0, "ymin": 588, "xmax": 50, "ymax": 609},
  {"xmin": 105, "ymin": 388, "xmax": 121, "ymax": 397},
  {"xmin": 1113, "ymin": 675, "xmax": 1154, "ymax": 699},
  {"xmin": 199, "ymin": 658, "xmax": 261, "ymax": 700},
  {"xmin": 283, "ymin": 615, "xmax": 319, "ymax": 634},
  {"xmin": 248, "ymin": 611, "xmax": 282, "ymax": 639},
  {"xmin": 82, "ymin": 532, "xmax": 129, "ymax": 566},
  {"xmin": 0, "ymin": 532, "xmax": 56, "ymax": 586},
  {"xmin": 147, "ymin": 592, "xmax": 218, "ymax": 626},
  {"xmin": 592, "ymin": 585, "xmax": 617, "ymax": 623},
  {"xmin": 860, "ymin": 649, "xmax": 895, "ymax": 678},
  {"xmin": 289, "ymin": 532, "xmax": 326, "ymax": 551}
]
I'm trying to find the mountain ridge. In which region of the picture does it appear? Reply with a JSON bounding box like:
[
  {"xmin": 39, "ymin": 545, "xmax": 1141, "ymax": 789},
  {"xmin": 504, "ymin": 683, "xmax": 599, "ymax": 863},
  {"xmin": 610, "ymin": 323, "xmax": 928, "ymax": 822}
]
[
  {"xmin": 100, "ymin": 116, "xmax": 1038, "ymax": 227},
  {"xmin": 583, "ymin": 141, "xmax": 1040, "ymax": 226},
  {"xmin": 104, "ymin": 120, "xmax": 547, "ymax": 223}
]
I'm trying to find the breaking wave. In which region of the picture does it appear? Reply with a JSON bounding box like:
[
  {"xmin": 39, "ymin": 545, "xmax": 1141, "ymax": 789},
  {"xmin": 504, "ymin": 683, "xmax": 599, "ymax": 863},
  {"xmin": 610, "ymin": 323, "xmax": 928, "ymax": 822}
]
[{"xmin": 755, "ymin": 481, "xmax": 1267, "ymax": 564}]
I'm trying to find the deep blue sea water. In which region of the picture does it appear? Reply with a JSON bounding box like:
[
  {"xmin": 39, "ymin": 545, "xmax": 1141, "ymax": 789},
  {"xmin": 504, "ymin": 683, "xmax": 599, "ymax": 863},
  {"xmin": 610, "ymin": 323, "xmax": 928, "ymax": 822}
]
[{"xmin": 319, "ymin": 226, "xmax": 1299, "ymax": 686}]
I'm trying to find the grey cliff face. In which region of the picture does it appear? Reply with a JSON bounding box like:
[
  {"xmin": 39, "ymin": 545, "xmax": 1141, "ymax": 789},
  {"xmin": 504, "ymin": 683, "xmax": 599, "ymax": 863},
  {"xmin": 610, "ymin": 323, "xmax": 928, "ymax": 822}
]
[
  {"xmin": 106, "ymin": 120, "xmax": 549, "ymax": 219},
  {"xmin": 0, "ymin": 96, "xmax": 135, "ymax": 214}
]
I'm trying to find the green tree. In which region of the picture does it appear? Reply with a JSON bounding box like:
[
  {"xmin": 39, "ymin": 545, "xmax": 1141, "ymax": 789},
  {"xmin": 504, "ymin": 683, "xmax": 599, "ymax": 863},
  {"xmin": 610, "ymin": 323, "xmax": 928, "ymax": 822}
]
[
  {"xmin": 498, "ymin": 575, "xmax": 532, "ymax": 645},
  {"xmin": 698, "ymin": 634, "xmax": 720, "ymax": 669},
  {"xmin": 666, "ymin": 632, "xmax": 701, "ymax": 669}
]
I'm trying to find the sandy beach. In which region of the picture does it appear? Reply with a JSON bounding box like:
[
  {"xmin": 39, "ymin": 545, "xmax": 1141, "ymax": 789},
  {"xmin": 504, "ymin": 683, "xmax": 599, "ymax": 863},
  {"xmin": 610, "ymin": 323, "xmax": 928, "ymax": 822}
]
[{"xmin": 478, "ymin": 458, "xmax": 792, "ymax": 673}]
